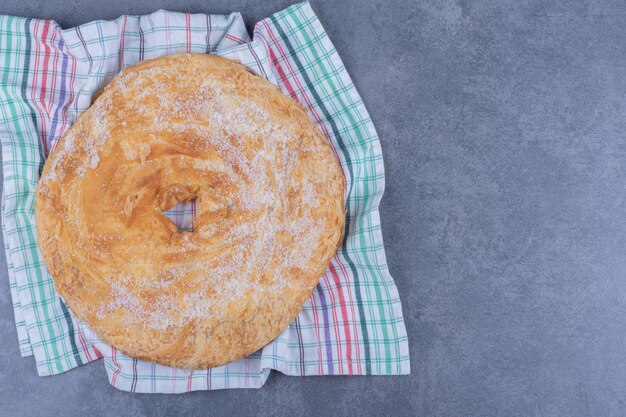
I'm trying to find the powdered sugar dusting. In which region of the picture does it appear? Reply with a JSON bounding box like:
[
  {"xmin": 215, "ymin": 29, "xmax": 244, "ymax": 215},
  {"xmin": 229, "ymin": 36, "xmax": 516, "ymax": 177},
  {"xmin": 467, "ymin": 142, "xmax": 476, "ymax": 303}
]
[{"xmin": 42, "ymin": 55, "xmax": 340, "ymax": 340}]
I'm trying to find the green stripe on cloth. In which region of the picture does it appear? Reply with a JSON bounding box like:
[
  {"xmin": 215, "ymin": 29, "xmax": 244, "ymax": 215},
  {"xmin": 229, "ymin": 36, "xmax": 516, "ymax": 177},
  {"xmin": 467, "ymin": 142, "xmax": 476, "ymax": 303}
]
[{"xmin": 59, "ymin": 299, "xmax": 83, "ymax": 366}]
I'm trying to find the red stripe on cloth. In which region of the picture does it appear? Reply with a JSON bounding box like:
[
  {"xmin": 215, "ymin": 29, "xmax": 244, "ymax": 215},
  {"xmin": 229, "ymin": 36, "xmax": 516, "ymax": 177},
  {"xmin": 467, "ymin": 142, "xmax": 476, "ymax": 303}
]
[
  {"xmin": 267, "ymin": 48, "xmax": 298, "ymax": 101},
  {"xmin": 47, "ymin": 28, "xmax": 59, "ymax": 115},
  {"xmin": 92, "ymin": 345, "xmax": 103, "ymax": 359},
  {"xmin": 46, "ymin": 25, "xmax": 71, "ymax": 155},
  {"xmin": 185, "ymin": 13, "xmax": 192, "ymax": 53},
  {"xmin": 224, "ymin": 33, "xmax": 246, "ymax": 45},
  {"xmin": 262, "ymin": 21, "xmax": 344, "ymax": 171},
  {"xmin": 333, "ymin": 254, "xmax": 362, "ymax": 373},
  {"xmin": 39, "ymin": 20, "xmax": 51, "ymax": 110},
  {"xmin": 75, "ymin": 322, "xmax": 93, "ymax": 362},
  {"xmin": 77, "ymin": 332, "xmax": 92, "ymax": 362},
  {"xmin": 63, "ymin": 40, "xmax": 77, "ymax": 142},
  {"xmin": 30, "ymin": 20, "xmax": 47, "ymax": 156},
  {"xmin": 119, "ymin": 16, "xmax": 128, "ymax": 68},
  {"xmin": 262, "ymin": 18, "xmax": 347, "ymax": 201},
  {"xmin": 39, "ymin": 21, "xmax": 52, "ymax": 140},
  {"xmin": 260, "ymin": 21, "xmax": 331, "ymax": 139},
  {"xmin": 111, "ymin": 347, "xmax": 122, "ymax": 386},
  {"xmin": 73, "ymin": 26, "xmax": 92, "ymax": 117},
  {"xmin": 187, "ymin": 370, "xmax": 193, "ymax": 391},
  {"xmin": 321, "ymin": 272, "xmax": 344, "ymax": 373},
  {"xmin": 171, "ymin": 367, "xmax": 177, "ymax": 393},
  {"xmin": 329, "ymin": 260, "xmax": 354, "ymax": 374}
]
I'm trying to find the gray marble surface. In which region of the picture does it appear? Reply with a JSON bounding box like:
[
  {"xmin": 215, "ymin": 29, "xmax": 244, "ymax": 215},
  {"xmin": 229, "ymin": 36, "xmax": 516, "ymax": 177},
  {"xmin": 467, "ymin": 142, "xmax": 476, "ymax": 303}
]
[{"xmin": 2, "ymin": 1, "xmax": 626, "ymax": 416}]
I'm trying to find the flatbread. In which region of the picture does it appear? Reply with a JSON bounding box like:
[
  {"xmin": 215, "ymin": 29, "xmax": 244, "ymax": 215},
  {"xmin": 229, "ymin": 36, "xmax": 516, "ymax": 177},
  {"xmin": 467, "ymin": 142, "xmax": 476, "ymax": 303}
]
[{"xmin": 35, "ymin": 54, "xmax": 345, "ymax": 369}]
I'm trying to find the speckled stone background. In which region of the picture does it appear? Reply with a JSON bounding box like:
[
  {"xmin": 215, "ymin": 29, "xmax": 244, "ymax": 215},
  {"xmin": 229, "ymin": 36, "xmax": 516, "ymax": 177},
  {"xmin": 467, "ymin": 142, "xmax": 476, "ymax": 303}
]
[{"xmin": 2, "ymin": 1, "xmax": 626, "ymax": 416}]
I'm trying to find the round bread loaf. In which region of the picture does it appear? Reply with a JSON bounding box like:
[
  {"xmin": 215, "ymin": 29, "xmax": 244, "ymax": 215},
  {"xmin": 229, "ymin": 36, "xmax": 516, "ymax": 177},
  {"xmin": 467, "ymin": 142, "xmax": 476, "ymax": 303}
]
[{"xmin": 35, "ymin": 54, "xmax": 345, "ymax": 369}]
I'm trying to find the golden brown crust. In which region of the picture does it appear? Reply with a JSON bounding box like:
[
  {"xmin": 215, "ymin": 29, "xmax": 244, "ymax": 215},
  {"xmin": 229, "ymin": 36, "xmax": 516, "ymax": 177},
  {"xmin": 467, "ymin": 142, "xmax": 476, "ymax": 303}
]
[{"xmin": 35, "ymin": 54, "xmax": 345, "ymax": 369}]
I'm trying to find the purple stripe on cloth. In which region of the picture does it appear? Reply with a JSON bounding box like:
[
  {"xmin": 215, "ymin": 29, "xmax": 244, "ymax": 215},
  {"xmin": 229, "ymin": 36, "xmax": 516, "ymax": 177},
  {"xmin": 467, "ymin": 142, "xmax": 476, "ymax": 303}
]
[
  {"xmin": 47, "ymin": 37, "xmax": 68, "ymax": 150},
  {"xmin": 316, "ymin": 282, "xmax": 334, "ymax": 374}
]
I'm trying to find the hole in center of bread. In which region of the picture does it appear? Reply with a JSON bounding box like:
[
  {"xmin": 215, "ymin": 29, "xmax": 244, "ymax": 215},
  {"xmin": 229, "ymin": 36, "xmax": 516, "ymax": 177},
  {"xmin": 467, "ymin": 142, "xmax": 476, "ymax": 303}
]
[{"xmin": 163, "ymin": 196, "xmax": 197, "ymax": 233}]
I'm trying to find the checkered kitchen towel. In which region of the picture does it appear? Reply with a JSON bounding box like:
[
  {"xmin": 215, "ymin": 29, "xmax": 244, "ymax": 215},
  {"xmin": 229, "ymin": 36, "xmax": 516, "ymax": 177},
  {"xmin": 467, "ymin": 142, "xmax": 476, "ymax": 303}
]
[{"xmin": 0, "ymin": 2, "xmax": 409, "ymax": 393}]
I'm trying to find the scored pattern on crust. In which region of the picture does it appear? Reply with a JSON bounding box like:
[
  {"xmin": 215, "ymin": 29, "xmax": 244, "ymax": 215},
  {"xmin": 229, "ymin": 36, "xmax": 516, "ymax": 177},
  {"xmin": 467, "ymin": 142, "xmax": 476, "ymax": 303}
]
[{"xmin": 35, "ymin": 54, "xmax": 345, "ymax": 369}]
